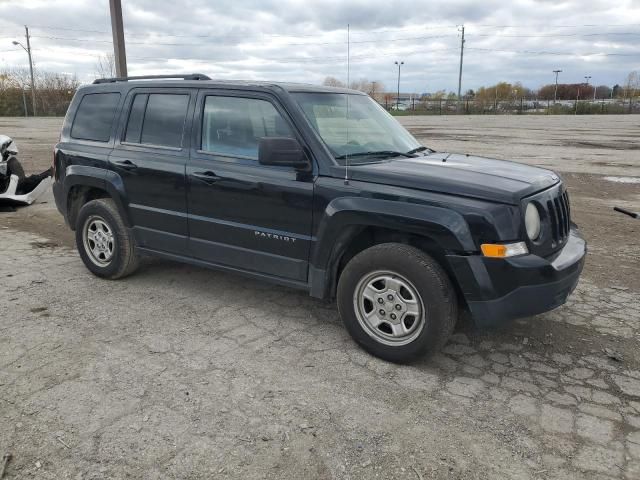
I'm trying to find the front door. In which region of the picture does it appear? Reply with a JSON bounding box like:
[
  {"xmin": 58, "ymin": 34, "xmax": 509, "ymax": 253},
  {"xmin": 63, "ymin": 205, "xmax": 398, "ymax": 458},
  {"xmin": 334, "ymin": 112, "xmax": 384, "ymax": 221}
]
[
  {"xmin": 109, "ymin": 88, "xmax": 195, "ymax": 254},
  {"xmin": 187, "ymin": 91, "xmax": 314, "ymax": 282}
]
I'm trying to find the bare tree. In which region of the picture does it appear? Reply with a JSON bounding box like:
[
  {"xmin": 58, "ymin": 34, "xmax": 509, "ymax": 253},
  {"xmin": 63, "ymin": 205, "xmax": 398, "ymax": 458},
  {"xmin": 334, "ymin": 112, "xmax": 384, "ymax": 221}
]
[
  {"xmin": 368, "ymin": 81, "xmax": 384, "ymax": 102},
  {"xmin": 95, "ymin": 52, "xmax": 116, "ymax": 79},
  {"xmin": 322, "ymin": 76, "xmax": 346, "ymax": 88},
  {"xmin": 0, "ymin": 67, "xmax": 79, "ymax": 116},
  {"xmin": 625, "ymin": 71, "xmax": 639, "ymax": 99},
  {"xmin": 348, "ymin": 78, "xmax": 371, "ymax": 92},
  {"xmin": 5, "ymin": 67, "xmax": 31, "ymax": 89}
]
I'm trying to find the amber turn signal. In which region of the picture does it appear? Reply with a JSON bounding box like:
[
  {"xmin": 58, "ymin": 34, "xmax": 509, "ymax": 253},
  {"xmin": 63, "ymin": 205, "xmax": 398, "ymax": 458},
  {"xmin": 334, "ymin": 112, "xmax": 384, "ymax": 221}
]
[{"xmin": 481, "ymin": 242, "xmax": 528, "ymax": 258}]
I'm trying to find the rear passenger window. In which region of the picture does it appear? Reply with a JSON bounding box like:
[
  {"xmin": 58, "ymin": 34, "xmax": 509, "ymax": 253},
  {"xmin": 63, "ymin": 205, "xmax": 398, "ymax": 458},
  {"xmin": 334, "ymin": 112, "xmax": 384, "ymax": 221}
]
[
  {"xmin": 201, "ymin": 96, "xmax": 293, "ymax": 159},
  {"xmin": 124, "ymin": 93, "xmax": 189, "ymax": 148},
  {"xmin": 71, "ymin": 93, "xmax": 120, "ymax": 142}
]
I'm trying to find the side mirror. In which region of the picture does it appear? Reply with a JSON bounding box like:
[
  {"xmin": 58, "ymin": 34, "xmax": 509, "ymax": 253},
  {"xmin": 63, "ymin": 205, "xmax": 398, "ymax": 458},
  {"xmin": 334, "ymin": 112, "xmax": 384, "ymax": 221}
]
[{"xmin": 258, "ymin": 137, "xmax": 310, "ymax": 170}]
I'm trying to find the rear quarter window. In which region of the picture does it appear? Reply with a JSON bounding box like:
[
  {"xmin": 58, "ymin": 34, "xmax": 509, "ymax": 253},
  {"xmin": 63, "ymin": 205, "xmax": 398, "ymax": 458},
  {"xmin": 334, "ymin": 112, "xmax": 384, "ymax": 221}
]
[
  {"xmin": 70, "ymin": 92, "xmax": 121, "ymax": 142},
  {"xmin": 124, "ymin": 93, "xmax": 189, "ymax": 148}
]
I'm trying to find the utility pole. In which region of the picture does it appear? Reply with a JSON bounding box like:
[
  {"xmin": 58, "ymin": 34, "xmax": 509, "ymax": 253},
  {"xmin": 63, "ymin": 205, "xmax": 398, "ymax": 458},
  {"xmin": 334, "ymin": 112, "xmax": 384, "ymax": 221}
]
[
  {"xmin": 395, "ymin": 61, "xmax": 404, "ymax": 111},
  {"xmin": 24, "ymin": 26, "xmax": 36, "ymax": 116},
  {"xmin": 12, "ymin": 27, "xmax": 36, "ymax": 116},
  {"xmin": 553, "ymin": 69, "xmax": 562, "ymax": 103},
  {"xmin": 457, "ymin": 25, "xmax": 465, "ymax": 112},
  {"xmin": 109, "ymin": 0, "xmax": 128, "ymax": 77}
]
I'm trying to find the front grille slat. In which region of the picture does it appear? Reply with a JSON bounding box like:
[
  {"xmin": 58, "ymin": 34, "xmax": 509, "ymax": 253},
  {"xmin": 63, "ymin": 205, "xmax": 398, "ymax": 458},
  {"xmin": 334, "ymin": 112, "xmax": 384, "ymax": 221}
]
[
  {"xmin": 544, "ymin": 188, "xmax": 571, "ymax": 245},
  {"xmin": 560, "ymin": 193, "xmax": 570, "ymax": 238},
  {"xmin": 562, "ymin": 191, "xmax": 571, "ymax": 232},
  {"xmin": 547, "ymin": 199, "xmax": 560, "ymax": 242},
  {"xmin": 530, "ymin": 185, "xmax": 571, "ymax": 255},
  {"xmin": 554, "ymin": 197, "xmax": 565, "ymax": 239}
]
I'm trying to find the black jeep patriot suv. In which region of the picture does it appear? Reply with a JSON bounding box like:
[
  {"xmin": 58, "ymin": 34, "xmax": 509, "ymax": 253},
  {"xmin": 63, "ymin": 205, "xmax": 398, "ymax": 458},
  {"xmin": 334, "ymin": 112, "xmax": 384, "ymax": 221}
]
[{"xmin": 53, "ymin": 74, "xmax": 586, "ymax": 362}]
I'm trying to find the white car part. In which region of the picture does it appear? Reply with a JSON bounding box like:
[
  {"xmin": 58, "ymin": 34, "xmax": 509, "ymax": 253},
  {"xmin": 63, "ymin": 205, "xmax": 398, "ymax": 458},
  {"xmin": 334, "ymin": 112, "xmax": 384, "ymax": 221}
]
[{"xmin": 0, "ymin": 174, "xmax": 52, "ymax": 206}]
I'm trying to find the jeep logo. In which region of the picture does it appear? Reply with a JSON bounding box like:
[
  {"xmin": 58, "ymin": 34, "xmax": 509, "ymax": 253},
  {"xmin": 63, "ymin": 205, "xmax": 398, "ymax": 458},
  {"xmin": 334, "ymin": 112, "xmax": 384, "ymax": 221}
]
[{"xmin": 254, "ymin": 230, "xmax": 296, "ymax": 243}]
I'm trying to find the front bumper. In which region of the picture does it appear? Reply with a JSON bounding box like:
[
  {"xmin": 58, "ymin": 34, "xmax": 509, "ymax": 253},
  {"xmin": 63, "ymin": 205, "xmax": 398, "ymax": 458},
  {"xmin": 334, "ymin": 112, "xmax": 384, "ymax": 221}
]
[{"xmin": 447, "ymin": 226, "xmax": 586, "ymax": 328}]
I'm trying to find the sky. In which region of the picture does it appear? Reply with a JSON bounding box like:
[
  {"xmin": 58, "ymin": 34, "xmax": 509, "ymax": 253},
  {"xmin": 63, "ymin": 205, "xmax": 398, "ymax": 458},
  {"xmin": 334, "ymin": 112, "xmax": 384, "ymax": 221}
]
[{"xmin": 0, "ymin": 0, "xmax": 639, "ymax": 93}]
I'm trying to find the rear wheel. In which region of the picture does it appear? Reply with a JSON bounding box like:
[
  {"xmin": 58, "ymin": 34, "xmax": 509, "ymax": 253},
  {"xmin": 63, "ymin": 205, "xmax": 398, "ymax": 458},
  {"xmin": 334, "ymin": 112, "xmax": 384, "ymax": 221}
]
[
  {"xmin": 75, "ymin": 198, "xmax": 139, "ymax": 279},
  {"xmin": 337, "ymin": 243, "xmax": 457, "ymax": 363}
]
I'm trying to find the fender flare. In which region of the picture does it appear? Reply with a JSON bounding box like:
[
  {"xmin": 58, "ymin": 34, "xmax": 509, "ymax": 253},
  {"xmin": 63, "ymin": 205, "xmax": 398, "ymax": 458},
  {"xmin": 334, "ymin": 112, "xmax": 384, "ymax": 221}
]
[
  {"xmin": 308, "ymin": 197, "xmax": 476, "ymax": 299},
  {"xmin": 63, "ymin": 165, "xmax": 132, "ymax": 227}
]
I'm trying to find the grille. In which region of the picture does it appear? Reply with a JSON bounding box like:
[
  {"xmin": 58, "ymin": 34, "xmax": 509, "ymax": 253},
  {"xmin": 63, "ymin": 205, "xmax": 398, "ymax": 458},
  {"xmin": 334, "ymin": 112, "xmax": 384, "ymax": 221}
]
[{"xmin": 546, "ymin": 190, "xmax": 571, "ymax": 244}]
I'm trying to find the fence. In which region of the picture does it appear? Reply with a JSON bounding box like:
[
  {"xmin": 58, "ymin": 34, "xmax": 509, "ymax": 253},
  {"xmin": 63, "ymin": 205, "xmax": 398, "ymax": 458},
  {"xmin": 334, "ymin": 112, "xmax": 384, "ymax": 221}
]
[
  {"xmin": 1, "ymin": 88, "xmax": 638, "ymax": 117},
  {"xmin": 388, "ymin": 98, "xmax": 640, "ymax": 115}
]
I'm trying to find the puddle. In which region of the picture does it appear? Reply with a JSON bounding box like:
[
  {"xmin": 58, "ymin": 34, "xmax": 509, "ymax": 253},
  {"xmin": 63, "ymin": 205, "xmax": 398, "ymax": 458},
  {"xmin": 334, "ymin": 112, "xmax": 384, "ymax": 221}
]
[{"xmin": 604, "ymin": 176, "xmax": 640, "ymax": 184}]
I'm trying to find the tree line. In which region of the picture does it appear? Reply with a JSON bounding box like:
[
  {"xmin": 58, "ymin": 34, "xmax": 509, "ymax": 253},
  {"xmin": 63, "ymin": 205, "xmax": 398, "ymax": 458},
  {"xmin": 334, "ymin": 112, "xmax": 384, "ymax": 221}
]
[
  {"xmin": 0, "ymin": 65, "xmax": 637, "ymax": 117},
  {"xmin": 0, "ymin": 68, "xmax": 79, "ymax": 116},
  {"xmin": 324, "ymin": 71, "xmax": 639, "ymax": 103}
]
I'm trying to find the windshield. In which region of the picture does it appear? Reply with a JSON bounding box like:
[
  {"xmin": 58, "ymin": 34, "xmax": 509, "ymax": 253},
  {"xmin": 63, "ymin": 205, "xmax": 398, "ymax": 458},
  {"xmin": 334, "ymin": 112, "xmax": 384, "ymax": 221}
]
[{"xmin": 292, "ymin": 92, "xmax": 423, "ymax": 164}]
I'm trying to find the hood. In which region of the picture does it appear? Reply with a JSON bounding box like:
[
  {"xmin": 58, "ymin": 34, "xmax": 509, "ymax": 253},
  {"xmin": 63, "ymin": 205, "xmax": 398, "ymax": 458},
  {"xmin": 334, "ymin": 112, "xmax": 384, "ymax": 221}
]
[{"xmin": 338, "ymin": 152, "xmax": 560, "ymax": 204}]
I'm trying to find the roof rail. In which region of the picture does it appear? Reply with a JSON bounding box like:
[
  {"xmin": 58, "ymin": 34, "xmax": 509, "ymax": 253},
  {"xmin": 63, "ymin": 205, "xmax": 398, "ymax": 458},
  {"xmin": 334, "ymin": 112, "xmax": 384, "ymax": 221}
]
[{"xmin": 93, "ymin": 73, "xmax": 211, "ymax": 84}]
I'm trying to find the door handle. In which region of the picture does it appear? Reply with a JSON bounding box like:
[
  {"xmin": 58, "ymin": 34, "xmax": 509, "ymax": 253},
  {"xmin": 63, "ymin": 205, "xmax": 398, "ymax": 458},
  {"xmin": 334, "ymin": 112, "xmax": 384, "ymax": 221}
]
[
  {"xmin": 112, "ymin": 159, "xmax": 137, "ymax": 170},
  {"xmin": 192, "ymin": 171, "xmax": 221, "ymax": 184}
]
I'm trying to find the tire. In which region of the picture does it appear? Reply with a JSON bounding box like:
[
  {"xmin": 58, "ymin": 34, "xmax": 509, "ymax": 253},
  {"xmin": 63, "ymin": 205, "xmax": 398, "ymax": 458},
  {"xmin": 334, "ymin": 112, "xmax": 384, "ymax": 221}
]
[
  {"xmin": 75, "ymin": 198, "xmax": 139, "ymax": 279},
  {"xmin": 337, "ymin": 243, "xmax": 457, "ymax": 363}
]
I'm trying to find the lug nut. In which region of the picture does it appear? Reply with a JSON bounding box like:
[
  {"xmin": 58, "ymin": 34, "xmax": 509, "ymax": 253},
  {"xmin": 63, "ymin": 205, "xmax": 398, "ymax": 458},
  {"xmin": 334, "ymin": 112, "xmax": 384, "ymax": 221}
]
[
  {"xmin": 379, "ymin": 309, "xmax": 386, "ymax": 316},
  {"xmin": 387, "ymin": 294, "xmax": 394, "ymax": 301},
  {"xmin": 377, "ymin": 298, "xmax": 384, "ymax": 304},
  {"xmin": 395, "ymin": 304, "xmax": 402, "ymax": 310},
  {"xmin": 390, "ymin": 313, "xmax": 397, "ymax": 320}
]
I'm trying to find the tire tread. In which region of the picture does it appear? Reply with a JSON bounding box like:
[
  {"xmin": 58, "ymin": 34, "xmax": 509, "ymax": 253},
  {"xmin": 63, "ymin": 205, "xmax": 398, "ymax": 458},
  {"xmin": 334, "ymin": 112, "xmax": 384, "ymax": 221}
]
[
  {"xmin": 75, "ymin": 198, "xmax": 139, "ymax": 279},
  {"xmin": 337, "ymin": 242, "xmax": 457, "ymax": 362}
]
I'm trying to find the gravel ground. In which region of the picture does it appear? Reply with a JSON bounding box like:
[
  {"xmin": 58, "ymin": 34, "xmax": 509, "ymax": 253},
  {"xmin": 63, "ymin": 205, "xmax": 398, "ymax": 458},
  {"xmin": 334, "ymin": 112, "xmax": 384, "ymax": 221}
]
[{"xmin": 0, "ymin": 115, "xmax": 639, "ymax": 479}]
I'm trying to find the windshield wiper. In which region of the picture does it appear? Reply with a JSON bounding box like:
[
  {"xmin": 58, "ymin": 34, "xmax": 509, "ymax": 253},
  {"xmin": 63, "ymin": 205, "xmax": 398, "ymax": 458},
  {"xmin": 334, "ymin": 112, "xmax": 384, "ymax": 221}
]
[
  {"xmin": 335, "ymin": 150, "xmax": 416, "ymax": 160},
  {"xmin": 406, "ymin": 146, "xmax": 429, "ymax": 155}
]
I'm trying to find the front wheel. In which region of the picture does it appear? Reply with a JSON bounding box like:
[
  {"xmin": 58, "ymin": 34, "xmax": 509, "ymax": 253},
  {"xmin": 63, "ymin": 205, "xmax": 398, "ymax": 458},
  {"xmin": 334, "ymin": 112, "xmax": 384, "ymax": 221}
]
[
  {"xmin": 337, "ymin": 243, "xmax": 457, "ymax": 363},
  {"xmin": 75, "ymin": 198, "xmax": 139, "ymax": 279}
]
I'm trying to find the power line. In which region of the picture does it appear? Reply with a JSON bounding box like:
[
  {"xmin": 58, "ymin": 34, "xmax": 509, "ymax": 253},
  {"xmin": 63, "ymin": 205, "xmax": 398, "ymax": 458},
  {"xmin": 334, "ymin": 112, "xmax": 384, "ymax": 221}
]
[
  {"xmin": 30, "ymin": 33, "xmax": 457, "ymax": 47},
  {"xmin": 26, "ymin": 45, "xmax": 461, "ymax": 64},
  {"xmin": 469, "ymin": 32, "xmax": 640, "ymax": 38},
  {"xmin": 467, "ymin": 23, "xmax": 640, "ymax": 28},
  {"xmin": 25, "ymin": 22, "xmax": 640, "ymax": 39},
  {"xmin": 466, "ymin": 47, "xmax": 639, "ymax": 57},
  {"xmin": 26, "ymin": 23, "xmax": 460, "ymax": 38}
]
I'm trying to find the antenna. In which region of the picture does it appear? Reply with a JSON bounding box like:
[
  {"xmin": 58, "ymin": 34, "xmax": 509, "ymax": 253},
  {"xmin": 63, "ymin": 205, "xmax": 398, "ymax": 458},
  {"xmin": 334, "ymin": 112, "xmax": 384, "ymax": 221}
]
[
  {"xmin": 344, "ymin": 94, "xmax": 350, "ymax": 185},
  {"xmin": 347, "ymin": 24, "xmax": 350, "ymax": 87},
  {"xmin": 344, "ymin": 23, "xmax": 350, "ymax": 185}
]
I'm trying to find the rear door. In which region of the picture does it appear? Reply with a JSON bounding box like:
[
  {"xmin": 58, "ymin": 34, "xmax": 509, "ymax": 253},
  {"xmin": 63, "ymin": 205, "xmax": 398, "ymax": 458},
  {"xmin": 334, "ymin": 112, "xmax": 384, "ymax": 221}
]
[
  {"xmin": 109, "ymin": 88, "xmax": 195, "ymax": 254},
  {"xmin": 186, "ymin": 90, "xmax": 315, "ymax": 282}
]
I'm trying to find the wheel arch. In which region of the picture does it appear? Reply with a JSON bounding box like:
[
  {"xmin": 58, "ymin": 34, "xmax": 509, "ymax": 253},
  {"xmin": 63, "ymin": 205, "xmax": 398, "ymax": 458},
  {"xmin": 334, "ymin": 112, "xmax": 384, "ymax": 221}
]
[
  {"xmin": 309, "ymin": 197, "xmax": 476, "ymax": 301},
  {"xmin": 64, "ymin": 166, "xmax": 131, "ymax": 230}
]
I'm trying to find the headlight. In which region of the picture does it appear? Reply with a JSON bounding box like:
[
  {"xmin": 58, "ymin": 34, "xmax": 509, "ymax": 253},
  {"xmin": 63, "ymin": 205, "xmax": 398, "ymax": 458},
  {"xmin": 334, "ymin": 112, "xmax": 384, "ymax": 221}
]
[{"xmin": 525, "ymin": 203, "xmax": 541, "ymax": 240}]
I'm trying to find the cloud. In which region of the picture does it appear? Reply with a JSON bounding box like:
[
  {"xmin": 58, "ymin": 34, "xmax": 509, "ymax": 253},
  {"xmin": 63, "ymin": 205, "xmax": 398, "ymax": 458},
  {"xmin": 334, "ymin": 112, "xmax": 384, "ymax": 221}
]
[{"xmin": 0, "ymin": 0, "xmax": 638, "ymax": 92}]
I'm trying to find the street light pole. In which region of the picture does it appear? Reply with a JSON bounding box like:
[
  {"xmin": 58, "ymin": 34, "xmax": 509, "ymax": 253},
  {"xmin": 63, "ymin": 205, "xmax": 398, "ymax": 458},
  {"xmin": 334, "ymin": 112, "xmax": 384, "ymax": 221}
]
[
  {"xmin": 394, "ymin": 61, "xmax": 403, "ymax": 111},
  {"xmin": 12, "ymin": 26, "xmax": 36, "ymax": 116},
  {"xmin": 553, "ymin": 69, "xmax": 562, "ymax": 103},
  {"xmin": 584, "ymin": 75, "xmax": 592, "ymax": 102}
]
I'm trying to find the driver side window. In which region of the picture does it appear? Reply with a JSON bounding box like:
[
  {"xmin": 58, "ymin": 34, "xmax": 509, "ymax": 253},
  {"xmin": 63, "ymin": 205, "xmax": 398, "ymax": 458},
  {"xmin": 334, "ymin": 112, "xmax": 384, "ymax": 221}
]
[{"xmin": 201, "ymin": 96, "xmax": 294, "ymax": 160}]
